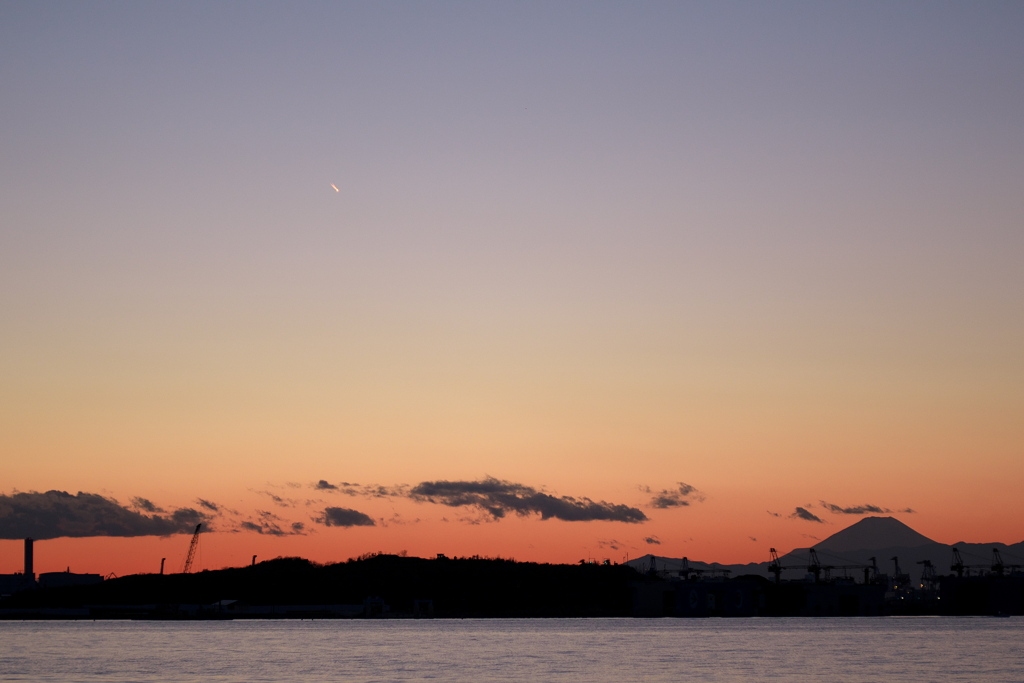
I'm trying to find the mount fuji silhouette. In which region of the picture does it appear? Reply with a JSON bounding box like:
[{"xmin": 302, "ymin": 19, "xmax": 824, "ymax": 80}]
[
  {"xmin": 812, "ymin": 516, "xmax": 937, "ymax": 552},
  {"xmin": 774, "ymin": 518, "xmax": 1024, "ymax": 580},
  {"xmin": 629, "ymin": 516, "xmax": 1023, "ymax": 582}
]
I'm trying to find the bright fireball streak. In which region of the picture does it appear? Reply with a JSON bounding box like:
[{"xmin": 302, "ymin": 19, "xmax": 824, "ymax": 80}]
[{"xmin": 331, "ymin": 184, "xmax": 339, "ymax": 192}]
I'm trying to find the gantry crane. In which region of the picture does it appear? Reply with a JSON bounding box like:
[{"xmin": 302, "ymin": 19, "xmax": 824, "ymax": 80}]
[
  {"xmin": 768, "ymin": 548, "xmax": 784, "ymax": 583},
  {"xmin": 951, "ymin": 548, "xmax": 966, "ymax": 577},
  {"xmin": 678, "ymin": 557, "xmax": 704, "ymax": 581},
  {"xmin": 807, "ymin": 549, "xmax": 826, "ymax": 582},
  {"xmin": 991, "ymin": 548, "xmax": 1005, "ymax": 576},
  {"xmin": 867, "ymin": 557, "xmax": 879, "ymax": 585},
  {"xmin": 890, "ymin": 556, "xmax": 911, "ymax": 588},
  {"xmin": 950, "ymin": 547, "xmax": 1018, "ymax": 577},
  {"xmin": 916, "ymin": 560, "xmax": 938, "ymax": 589}
]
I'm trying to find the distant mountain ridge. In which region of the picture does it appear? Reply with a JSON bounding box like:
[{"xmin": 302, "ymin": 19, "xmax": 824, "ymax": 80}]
[{"xmin": 628, "ymin": 517, "xmax": 1024, "ymax": 582}]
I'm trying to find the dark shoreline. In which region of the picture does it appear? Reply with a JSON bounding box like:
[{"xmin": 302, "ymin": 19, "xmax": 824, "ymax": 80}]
[{"xmin": 3, "ymin": 554, "xmax": 1021, "ymax": 619}]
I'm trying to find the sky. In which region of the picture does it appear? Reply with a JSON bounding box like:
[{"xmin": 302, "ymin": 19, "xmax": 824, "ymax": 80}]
[{"xmin": 2, "ymin": 1, "xmax": 1023, "ymax": 577}]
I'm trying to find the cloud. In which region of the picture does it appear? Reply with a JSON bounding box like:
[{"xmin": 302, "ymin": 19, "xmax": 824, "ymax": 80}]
[
  {"xmin": 316, "ymin": 507, "xmax": 376, "ymax": 528},
  {"xmin": 0, "ymin": 490, "xmax": 208, "ymax": 540},
  {"xmin": 819, "ymin": 501, "xmax": 916, "ymax": 515},
  {"xmin": 644, "ymin": 536, "xmax": 662, "ymax": 545},
  {"xmin": 196, "ymin": 499, "xmax": 220, "ymax": 512},
  {"xmin": 365, "ymin": 484, "xmax": 406, "ymax": 498},
  {"xmin": 409, "ymin": 478, "xmax": 647, "ymax": 523},
  {"xmin": 253, "ymin": 490, "xmax": 299, "ymax": 508},
  {"xmin": 238, "ymin": 510, "xmax": 306, "ymax": 536},
  {"xmin": 171, "ymin": 508, "xmax": 205, "ymax": 527},
  {"xmin": 790, "ymin": 507, "xmax": 825, "ymax": 523},
  {"xmin": 311, "ymin": 480, "xmax": 406, "ymax": 498},
  {"xmin": 766, "ymin": 510, "xmax": 782, "ymax": 518},
  {"xmin": 131, "ymin": 497, "xmax": 164, "ymax": 513},
  {"xmin": 382, "ymin": 513, "xmax": 417, "ymax": 527},
  {"xmin": 646, "ymin": 482, "xmax": 704, "ymax": 509}
]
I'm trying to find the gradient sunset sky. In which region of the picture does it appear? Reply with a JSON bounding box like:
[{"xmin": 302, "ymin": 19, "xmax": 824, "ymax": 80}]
[{"xmin": 2, "ymin": 1, "xmax": 1022, "ymax": 576}]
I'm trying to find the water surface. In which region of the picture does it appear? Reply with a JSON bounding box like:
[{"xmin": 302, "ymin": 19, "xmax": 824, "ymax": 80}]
[{"xmin": 1, "ymin": 617, "xmax": 1021, "ymax": 682}]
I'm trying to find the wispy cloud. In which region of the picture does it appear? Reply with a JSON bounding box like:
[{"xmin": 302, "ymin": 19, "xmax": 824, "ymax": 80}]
[
  {"xmin": 0, "ymin": 490, "xmax": 209, "ymax": 539},
  {"xmin": 643, "ymin": 482, "xmax": 704, "ymax": 509},
  {"xmin": 790, "ymin": 506, "xmax": 825, "ymax": 523},
  {"xmin": 409, "ymin": 477, "xmax": 647, "ymax": 523},
  {"xmin": 131, "ymin": 497, "xmax": 164, "ymax": 513},
  {"xmin": 252, "ymin": 490, "xmax": 301, "ymax": 508},
  {"xmin": 238, "ymin": 510, "xmax": 306, "ymax": 536},
  {"xmin": 311, "ymin": 480, "xmax": 406, "ymax": 498},
  {"xmin": 644, "ymin": 536, "xmax": 662, "ymax": 545},
  {"xmin": 819, "ymin": 501, "xmax": 915, "ymax": 515}
]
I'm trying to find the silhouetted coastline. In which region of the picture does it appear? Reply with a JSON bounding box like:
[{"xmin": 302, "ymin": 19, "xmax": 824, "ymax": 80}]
[{"xmin": 2, "ymin": 552, "xmax": 1022, "ymax": 619}]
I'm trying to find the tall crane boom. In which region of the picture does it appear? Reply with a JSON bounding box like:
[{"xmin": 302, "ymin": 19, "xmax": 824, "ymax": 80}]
[
  {"xmin": 992, "ymin": 548, "xmax": 1005, "ymax": 576},
  {"xmin": 182, "ymin": 523, "xmax": 202, "ymax": 574},
  {"xmin": 951, "ymin": 548, "xmax": 965, "ymax": 577},
  {"xmin": 768, "ymin": 548, "xmax": 783, "ymax": 583},
  {"xmin": 807, "ymin": 549, "xmax": 825, "ymax": 582}
]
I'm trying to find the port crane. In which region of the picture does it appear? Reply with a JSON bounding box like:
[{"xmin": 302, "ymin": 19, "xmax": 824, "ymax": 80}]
[
  {"xmin": 807, "ymin": 549, "xmax": 825, "ymax": 582},
  {"xmin": 182, "ymin": 524, "xmax": 202, "ymax": 574},
  {"xmin": 989, "ymin": 548, "xmax": 1021, "ymax": 575},
  {"xmin": 678, "ymin": 557, "xmax": 705, "ymax": 581},
  {"xmin": 916, "ymin": 560, "xmax": 938, "ymax": 587},
  {"xmin": 806, "ymin": 548, "xmax": 864, "ymax": 583},
  {"xmin": 768, "ymin": 548, "xmax": 882, "ymax": 585},
  {"xmin": 950, "ymin": 547, "xmax": 997, "ymax": 577},
  {"xmin": 866, "ymin": 557, "xmax": 879, "ymax": 584},
  {"xmin": 787, "ymin": 549, "xmax": 878, "ymax": 584},
  {"xmin": 951, "ymin": 547, "xmax": 1020, "ymax": 577},
  {"xmin": 951, "ymin": 548, "xmax": 965, "ymax": 577},
  {"xmin": 890, "ymin": 556, "xmax": 910, "ymax": 587},
  {"xmin": 768, "ymin": 548, "xmax": 784, "ymax": 583}
]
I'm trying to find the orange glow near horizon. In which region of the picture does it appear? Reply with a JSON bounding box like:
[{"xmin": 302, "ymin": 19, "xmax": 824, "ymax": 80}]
[{"xmin": 2, "ymin": 475, "xmax": 1021, "ymax": 579}]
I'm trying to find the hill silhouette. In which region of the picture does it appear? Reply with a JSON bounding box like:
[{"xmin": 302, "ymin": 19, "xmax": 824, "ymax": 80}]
[{"xmin": 1, "ymin": 554, "xmax": 644, "ymax": 618}]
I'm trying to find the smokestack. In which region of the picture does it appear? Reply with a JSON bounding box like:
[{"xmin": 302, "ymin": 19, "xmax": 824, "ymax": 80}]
[{"xmin": 24, "ymin": 537, "xmax": 34, "ymax": 581}]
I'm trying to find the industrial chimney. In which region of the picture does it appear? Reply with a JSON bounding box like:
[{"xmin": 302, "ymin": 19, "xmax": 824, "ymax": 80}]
[{"xmin": 24, "ymin": 537, "xmax": 34, "ymax": 583}]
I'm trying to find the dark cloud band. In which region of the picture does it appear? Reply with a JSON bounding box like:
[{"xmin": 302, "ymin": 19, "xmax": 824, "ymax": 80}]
[
  {"xmin": 316, "ymin": 507, "xmax": 376, "ymax": 527},
  {"xmin": 820, "ymin": 501, "xmax": 915, "ymax": 515},
  {"xmin": 0, "ymin": 490, "xmax": 206, "ymax": 540},
  {"xmin": 409, "ymin": 478, "xmax": 647, "ymax": 523}
]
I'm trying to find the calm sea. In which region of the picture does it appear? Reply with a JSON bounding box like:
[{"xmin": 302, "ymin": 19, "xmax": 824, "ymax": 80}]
[{"xmin": 0, "ymin": 617, "xmax": 1021, "ymax": 682}]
